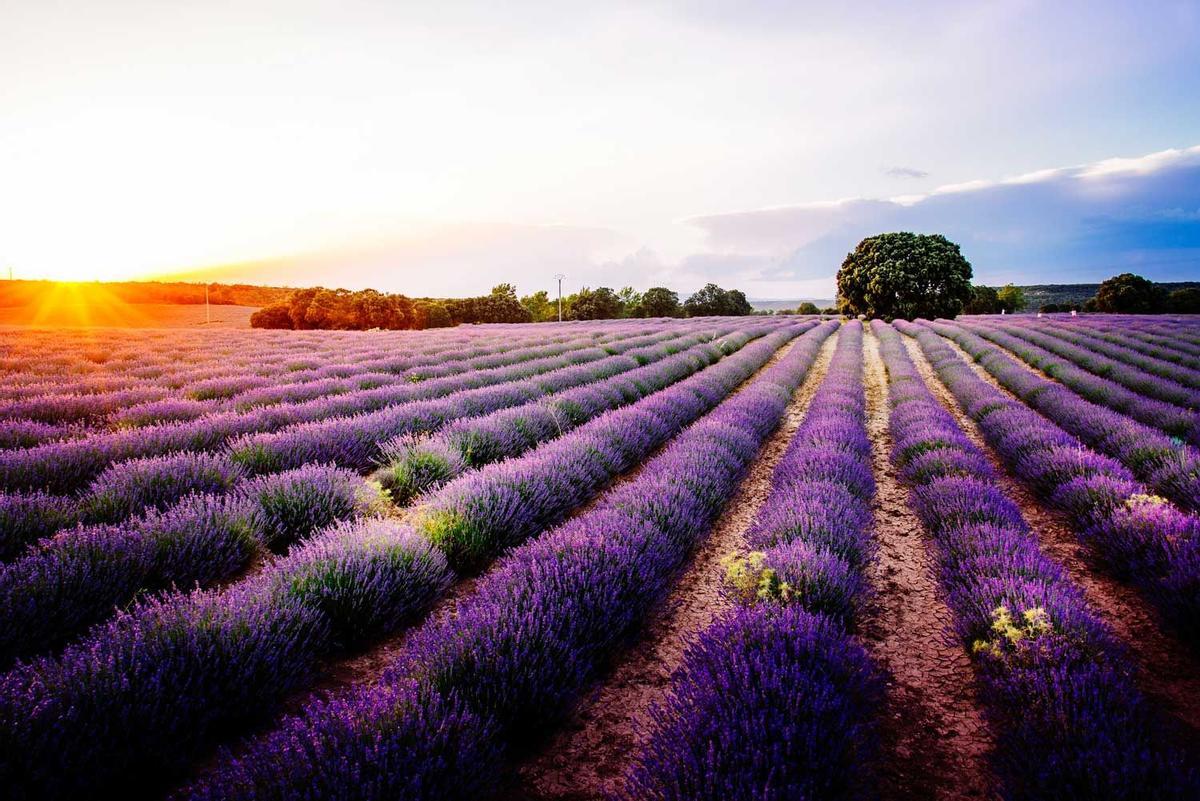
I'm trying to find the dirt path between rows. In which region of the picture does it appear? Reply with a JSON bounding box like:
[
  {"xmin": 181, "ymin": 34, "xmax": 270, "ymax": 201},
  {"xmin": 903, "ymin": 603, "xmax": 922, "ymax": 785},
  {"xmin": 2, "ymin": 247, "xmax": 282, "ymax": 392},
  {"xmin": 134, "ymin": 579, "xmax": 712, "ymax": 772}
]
[
  {"xmin": 861, "ymin": 327, "xmax": 998, "ymax": 801},
  {"xmin": 172, "ymin": 328, "xmax": 819, "ymax": 795},
  {"xmin": 505, "ymin": 329, "xmax": 841, "ymax": 801},
  {"xmin": 291, "ymin": 327, "xmax": 817, "ymax": 704},
  {"xmin": 916, "ymin": 330, "xmax": 1200, "ymax": 750}
]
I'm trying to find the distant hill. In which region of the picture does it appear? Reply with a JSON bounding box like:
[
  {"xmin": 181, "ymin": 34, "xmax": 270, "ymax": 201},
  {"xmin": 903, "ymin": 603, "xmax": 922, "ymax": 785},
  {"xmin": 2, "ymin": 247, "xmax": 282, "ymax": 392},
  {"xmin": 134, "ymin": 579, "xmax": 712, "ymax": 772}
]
[
  {"xmin": 749, "ymin": 298, "xmax": 836, "ymax": 311},
  {"xmin": 750, "ymin": 282, "xmax": 1200, "ymax": 312},
  {"xmin": 1018, "ymin": 281, "xmax": 1200, "ymax": 308}
]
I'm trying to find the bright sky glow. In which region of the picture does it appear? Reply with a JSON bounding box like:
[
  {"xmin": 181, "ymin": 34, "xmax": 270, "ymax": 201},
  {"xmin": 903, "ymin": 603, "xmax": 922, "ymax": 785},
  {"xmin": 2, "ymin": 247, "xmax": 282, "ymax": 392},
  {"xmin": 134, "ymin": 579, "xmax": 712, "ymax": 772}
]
[{"xmin": 2, "ymin": 1, "xmax": 1198, "ymax": 298}]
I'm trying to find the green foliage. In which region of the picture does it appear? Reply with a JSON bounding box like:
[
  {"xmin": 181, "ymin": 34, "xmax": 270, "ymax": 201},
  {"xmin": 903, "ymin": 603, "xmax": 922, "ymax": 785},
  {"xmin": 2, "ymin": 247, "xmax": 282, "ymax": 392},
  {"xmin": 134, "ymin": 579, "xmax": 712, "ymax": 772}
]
[
  {"xmin": 1091, "ymin": 272, "xmax": 1167, "ymax": 314},
  {"xmin": 639, "ymin": 286, "xmax": 681, "ymax": 317},
  {"xmin": 683, "ymin": 283, "xmax": 753, "ymax": 317},
  {"xmin": 568, "ymin": 286, "xmax": 624, "ymax": 320},
  {"xmin": 520, "ymin": 290, "xmax": 557, "ymax": 322},
  {"xmin": 722, "ymin": 552, "xmax": 791, "ymax": 605},
  {"xmin": 249, "ymin": 303, "xmax": 293, "ymax": 329},
  {"xmin": 996, "ymin": 283, "xmax": 1026, "ymax": 313},
  {"xmin": 963, "ymin": 284, "xmax": 999, "ymax": 314},
  {"xmin": 414, "ymin": 301, "xmax": 452, "ymax": 328},
  {"xmin": 796, "ymin": 301, "xmax": 820, "ymax": 315},
  {"xmin": 616, "ymin": 286, "xmax": 642, "ymax": 317},
  {"xmin": 836, "ymin": 232, "xmax": 973, "ymax": 321},
  {"xmin": 1166, "ymin": 287, "xmax": 1200, "ymax": 314}
]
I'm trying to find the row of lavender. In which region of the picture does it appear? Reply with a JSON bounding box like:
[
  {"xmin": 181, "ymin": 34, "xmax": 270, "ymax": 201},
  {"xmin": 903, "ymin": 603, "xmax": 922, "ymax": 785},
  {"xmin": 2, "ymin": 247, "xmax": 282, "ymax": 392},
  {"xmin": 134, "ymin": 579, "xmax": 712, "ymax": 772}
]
[
  {"xmin": 1039, "ymin": 319, "xmax": 1200, "ymax": 369},
  {"xmin": 0, "ymin": 327, "xmax": 710, "ymax": 549},
  {"xmin": 0, "ymin": 324, "xmax": 612, "ymax": 414},
  {"xmin": 930, "ymin": 321, "xmax": 1200, "ymax": 512},
  {"xmin": 958, "ymin": 318, "xmax": 1200, "ymax": 440},
  {"xmin": 899, "ymin": 320, "xmax": 1200, "ymax": 642},
  {"xmin": 875, "ymin": 321, "xmax": 1192, "ymax": 799},
  {"xmin": 0, "ymin": 323, "xmax": 680, "ymax": 448},
  {"xmin": 624, "ymin": 320, "xmax": 884, "ymax": 800},
  {"xmin": 0, "ymin": 325, "xmax": 790, "ymax": 667},
  {"xmin": 0, "ymin": 323, "xmax": 756, "ymax": 493},
  {"xmin": 0, "ymin": 321, "xmax": 648, "ymax": 388},
  {"xmin": 981, "ymin": 318, "xmax": 1200, "ymax": 392},
  {"xmin": 0, "ymin": 323, "xmax": 829, "ymax": 799},
  {"xmin": 173, "ymin": 319, "xmax": 839, "ymax": 800}
]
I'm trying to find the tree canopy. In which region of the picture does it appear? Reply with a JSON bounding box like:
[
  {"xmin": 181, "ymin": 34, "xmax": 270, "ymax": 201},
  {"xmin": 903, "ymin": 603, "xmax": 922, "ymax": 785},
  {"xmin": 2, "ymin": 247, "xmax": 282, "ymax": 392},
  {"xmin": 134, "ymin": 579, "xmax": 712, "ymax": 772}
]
[
  {"xmin": 963, "ymin": 284, "xmax": 1000, "ymax": 315},
  {"xmin": 997, "ymin": 284, "xmax": 1026, "ymax": 313},
  {"xmin": 1091, "ymin": 273, "xmax": 1168, "ymax": 313},
  {"xmin": 836, "ymin": 232, "xmax": 973, "ymax": 321},
  {"xmin": 1167, "ymin": 287, "xmax": 1200, "ymax": 314},
  {"xmin": 639, "ymin": 287, "xmax": 681, "ymax": 318},
  {"xmin": 683, "ymin": 283, "xmax": 753, "ymax": 317}
]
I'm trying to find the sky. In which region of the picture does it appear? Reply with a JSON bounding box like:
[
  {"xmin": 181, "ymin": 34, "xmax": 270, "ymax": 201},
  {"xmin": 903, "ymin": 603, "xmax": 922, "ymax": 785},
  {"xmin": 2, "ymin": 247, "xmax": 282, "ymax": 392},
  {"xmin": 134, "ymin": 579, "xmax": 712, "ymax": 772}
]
[{"xmin": 2, "ymin": 1, "xmax": 1199, "ymax": 300}]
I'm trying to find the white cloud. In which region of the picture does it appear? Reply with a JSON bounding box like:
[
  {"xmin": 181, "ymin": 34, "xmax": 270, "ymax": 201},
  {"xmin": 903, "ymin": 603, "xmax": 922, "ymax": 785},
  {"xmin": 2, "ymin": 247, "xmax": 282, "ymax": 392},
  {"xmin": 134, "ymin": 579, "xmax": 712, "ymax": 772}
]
[{"xmin": 681, "ymin": 144, "xmax": 1200, "ymax": 292}]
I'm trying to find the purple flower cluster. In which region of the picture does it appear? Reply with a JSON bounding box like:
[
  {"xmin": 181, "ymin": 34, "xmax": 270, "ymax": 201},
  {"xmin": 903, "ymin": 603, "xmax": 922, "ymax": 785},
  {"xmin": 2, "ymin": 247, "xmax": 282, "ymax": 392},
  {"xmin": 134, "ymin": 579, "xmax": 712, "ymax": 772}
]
[
  {"xmin": 415, "ymin": 323, "xmax": 832, "ymax": 572},
  {"xmin": 177, "ymin": 320, "xmax": 837, "ymax": 801},
  {"xmin": 372, "ymin": 335, "xmax": 740, "ymax": 503},
  {"xmin": 0, "ymin": 464, "xmax": 370, "ymax": 666},
  {"xmin": 876, "ymin": 321, "xmax": 1193, "ymax": 800},
  {"xmin": 80, "ymin": 451, "xmax": 245, "ymax": 523},
  {"xmin": 225, "ymin": 329, "xmax": 738, "ymax": 475},
  {"xmin": 0, "ymin": 328, "xmax": 669, "ymax": 493},
  {"xmin": 624, "ymin": 606, "xmax": 882, "ymax": 801},
  {"xmin": 0, "ymin": 491, "xmax": 77, "ymax": 561},
  {"xmin": 1022, "ymin": 319, "xmax": 1200, "ymax": 390},
  {"xmin": 899, "ymin": 320, "xmax": 1200, "ymax": 642},
  {"xmin": 1047, "ymin": 320, "xmax": 1200, "ymax": 372},
  {"xmin": 933, "ymin": 320, "xmax": 1200, "ymax": 511},
  {"xmin": 625, "ymin": 321, "xmax": 885, "ymax": 800},
  {"xmin": 0, "ymin": 516, "xmax": 451, "ymax": 801},
  {"xmin": 979, "ymin": 319, "xmax": 1200, "ymax": 407},
  {"xmin": 960, "ymin": 319, "xmax": 1200, "ymax": 443}
]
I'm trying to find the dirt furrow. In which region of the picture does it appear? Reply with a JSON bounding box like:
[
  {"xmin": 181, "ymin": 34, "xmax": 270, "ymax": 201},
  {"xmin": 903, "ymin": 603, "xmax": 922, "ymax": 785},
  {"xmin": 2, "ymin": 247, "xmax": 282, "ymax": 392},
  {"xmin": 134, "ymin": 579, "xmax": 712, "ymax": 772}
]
[
  {"xmin": 272, "ymin": 328, "xmax": 814, "ymax": 711},
  {"xmin": 506, "ymin": 329, "xmax": 841, "ymax": 801},
  {"xmin": 917, "ymin": 331, "xmax": 1200, "ymax": 745},
  {"xmin": 861, "ymin": 327, "xmax": 998, "ymax": 801}
]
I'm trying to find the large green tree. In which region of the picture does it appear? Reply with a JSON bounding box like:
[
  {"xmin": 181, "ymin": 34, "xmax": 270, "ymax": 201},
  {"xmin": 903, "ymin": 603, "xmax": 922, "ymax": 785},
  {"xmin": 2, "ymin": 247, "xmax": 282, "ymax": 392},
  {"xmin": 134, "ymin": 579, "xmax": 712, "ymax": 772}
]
[
  {"xmin": 1091, "ymin": 273, "xmax": 1167, "ymax": 313},
  {"xmin": 836, "ymin": 232, "xmax": 973, "ymax": 321},
  {"xmin": 569, "ymin": 286, "xmax": 623, "ymax": 320},
  {"xmin": 683, "ymin": 283, "xmax": 752, "ymax": 317},
  {"xmin": 639, "ymin": 287, "xmax": 681, "ymax": 317}
]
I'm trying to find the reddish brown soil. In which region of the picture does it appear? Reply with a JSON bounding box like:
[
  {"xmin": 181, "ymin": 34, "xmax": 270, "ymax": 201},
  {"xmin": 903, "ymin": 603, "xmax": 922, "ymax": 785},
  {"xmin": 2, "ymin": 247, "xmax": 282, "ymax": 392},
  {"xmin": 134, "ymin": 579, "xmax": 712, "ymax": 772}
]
[
  {"xmin": 861, "ymin": 328, "xmax": 999, "ymax": 801},
  {"xmin": 917, "ymin": 332, "xmax": 1200, "ymax": 747},
  {"xmin": 505, "ymin": 330, "xmax": 841, "ymax": 801}
]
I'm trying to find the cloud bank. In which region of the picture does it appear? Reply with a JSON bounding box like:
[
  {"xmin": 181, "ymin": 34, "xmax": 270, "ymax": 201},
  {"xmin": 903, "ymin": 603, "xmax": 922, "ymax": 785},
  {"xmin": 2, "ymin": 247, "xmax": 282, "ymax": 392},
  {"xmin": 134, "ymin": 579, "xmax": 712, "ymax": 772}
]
[
  {"xmin": 685, "ymin": 145, "xmax": 1200, "ymax": 295},
  {"xmin": 177, "ymin": 145, "xmax": 1200, "ymax": 301}
]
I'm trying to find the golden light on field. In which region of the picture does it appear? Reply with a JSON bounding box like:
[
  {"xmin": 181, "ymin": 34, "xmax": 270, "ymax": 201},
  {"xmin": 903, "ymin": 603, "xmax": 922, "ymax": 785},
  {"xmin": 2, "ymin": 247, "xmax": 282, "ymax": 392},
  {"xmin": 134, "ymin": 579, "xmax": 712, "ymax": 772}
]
[{"xmin": 9, "ymin": 282, "xmax": 157, "ymax": 329}]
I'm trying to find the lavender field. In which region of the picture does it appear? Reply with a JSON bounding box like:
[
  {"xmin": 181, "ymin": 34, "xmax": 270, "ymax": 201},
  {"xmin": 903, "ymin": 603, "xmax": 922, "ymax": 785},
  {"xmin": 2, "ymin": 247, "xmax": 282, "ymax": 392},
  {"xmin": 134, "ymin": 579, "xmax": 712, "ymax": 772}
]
[{"xmin": 1, "ymin": 314, "xmax": 1198, "ymax": 801}]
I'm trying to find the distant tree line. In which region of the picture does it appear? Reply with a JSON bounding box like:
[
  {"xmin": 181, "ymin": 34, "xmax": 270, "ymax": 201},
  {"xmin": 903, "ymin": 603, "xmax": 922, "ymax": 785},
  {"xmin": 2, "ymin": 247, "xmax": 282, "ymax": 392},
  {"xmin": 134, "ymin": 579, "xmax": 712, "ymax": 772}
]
[
  {"xmin": 960, "ymin": 273, "xmax": 1200, "ymax": 315},
  {"xmin": 251, "ymin": 281, "xmax": 757, "ymax": 330},
  {"xmin": 1080, "ymin": 273, "xmax": 1200, "ymax": 314},
  {"xmin": 0, "ymin": 279, "xmax": 292, "ymax": 308},
  {"xmin": 250, "ymin": 284, "xmax": 530, "ymax": 330}
]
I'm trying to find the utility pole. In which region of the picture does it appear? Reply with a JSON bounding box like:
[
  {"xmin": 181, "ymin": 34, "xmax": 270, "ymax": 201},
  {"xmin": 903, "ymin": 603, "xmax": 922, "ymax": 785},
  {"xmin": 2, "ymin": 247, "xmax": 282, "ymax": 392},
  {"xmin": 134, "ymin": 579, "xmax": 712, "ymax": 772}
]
[{"xmin": 554, "ymin": 273, "xmax": 565, "ymax": 322}]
